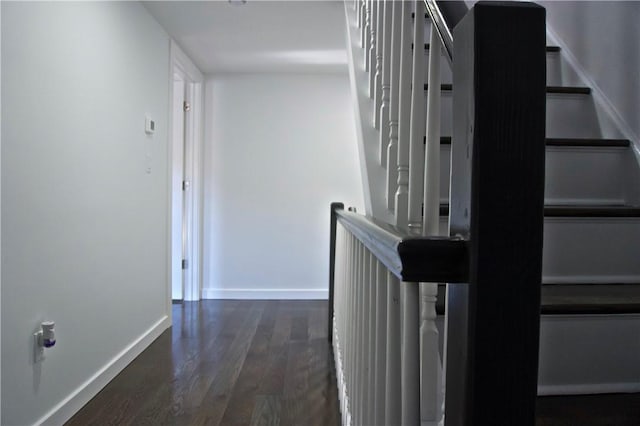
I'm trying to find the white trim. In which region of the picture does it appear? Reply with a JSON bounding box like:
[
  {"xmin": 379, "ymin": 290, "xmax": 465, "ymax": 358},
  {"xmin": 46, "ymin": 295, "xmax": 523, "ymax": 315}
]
[
  {"xmin": 538, "ymin": 383, "xmax": 640, "ymax": 396},
  {"xmin": 202, "ymin": 288, "xmax": 329, "ymax": 300},
  {"xmin": 33, "ymin": 316, "xmax": 171, "ymax": 426},
  {"xmin": 169, "ymin": 40, "xmax": 204, "ymax": 302}
]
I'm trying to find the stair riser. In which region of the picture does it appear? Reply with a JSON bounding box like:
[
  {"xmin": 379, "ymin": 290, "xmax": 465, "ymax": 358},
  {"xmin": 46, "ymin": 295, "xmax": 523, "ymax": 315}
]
[
  {"xmin": 542, "ymin": 218, "xmax": 640, "ymax": 283},
  {"xmin": 436, "ymin": 145, "xmax": 631, "ymax": 205},
  {"xmin": 425, "ymin": 93, "xmax": 618, "ymax": 140},
  {"xmin": 538, "ymin": 314, "xmax": 640, "ymax": 394},
  {"xmin": 434, "ymin": 314, "xmax": 640, "ymax": 395},
  {"xmin": 422, "ymin": 51, "xmax": 563, "ymax": 86},
  {"xmin": 435, "ymin": 217, "xmax": 640, "ymax": 281}
]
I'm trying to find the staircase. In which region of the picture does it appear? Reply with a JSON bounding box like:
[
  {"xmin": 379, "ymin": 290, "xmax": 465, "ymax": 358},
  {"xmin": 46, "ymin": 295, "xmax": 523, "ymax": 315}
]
[{"xmin": 344, "ymin": 0, "xmax": 640, "ymax": 399}]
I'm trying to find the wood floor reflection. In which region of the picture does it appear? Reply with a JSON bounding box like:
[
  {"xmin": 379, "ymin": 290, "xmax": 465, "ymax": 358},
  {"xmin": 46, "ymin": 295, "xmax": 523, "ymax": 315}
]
[{"xmin": 66, "ymin": 300, "xmax": 341, "ymax": 426}]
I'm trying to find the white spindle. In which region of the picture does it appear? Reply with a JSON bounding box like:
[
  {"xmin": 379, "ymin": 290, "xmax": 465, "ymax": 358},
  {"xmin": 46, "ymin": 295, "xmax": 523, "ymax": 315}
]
[
  {"xmin": 359, "ymin": 248, "xmax": 370, "ymax": 424},
  {"xmin": 366, "ymin": 252, "xmax": 376, "ymax": 425},
  {"xmin": 424, "ymin": 27, "xmax": 441, "ymax": 236},
  {"xmin": 394, "ymin": 2, "xmax": 413, "ymax": 227},
  {"xmin": 401, "ymin": 283, "xmax": 421, "ymax": 425},
  {"xmin": 378, "ymin": 0, "xmax": 393, "ymax": 166},
  {"xmin": 353, "ymin": 241, "xmax": 363, "ymax": 423},
  {"xmin": 373, "ymin": 260, "xmax": 387, "ymax": 425},
  {"xmin": 373, "ymin": 0, "xmax": 384, "ymax": 130},
  {"xmin": 385, "ymin": 272, "xmax": 401, "ymax": 424},
  {"xmin": 421, "ymin": 282, "xmax": 443, "ymax": 425},
  {"xmin": 364, "ymin": 1, "xmax": 371, "ymax": 70},
  {"xmin": 356, "ymin": 0, "xmax": 362, "ymax": 29},
  {"xmin": 368, "ymin": 0, "xmax": 378, "ymax": 98},
  {"xmin": 349, "ymin": 237, "xmax": 357, "ymax": 420},
  {"xmin": 385, "ymin": 0, "xmax": 403, "ymax": 210},
  {"xmin": 408, "ymin": 1, "xmax": 425, "ymax": 234},
  {"xmin": 421, "ymin": 23, "xmax": 444, "ymax": 426}
]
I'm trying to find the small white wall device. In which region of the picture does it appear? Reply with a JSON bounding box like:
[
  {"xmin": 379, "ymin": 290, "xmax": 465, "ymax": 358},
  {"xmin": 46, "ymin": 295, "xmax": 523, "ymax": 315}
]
[
  {"xmin": 145, "ymin": 116, "xmax": 155, "ymax": 135},
  {"xmin": 34, "ymin": 321, "xmax": 56, "ymax": 362},
  {"xmin": 35, "ymin": 321, "xmax": 56, "ymax": 348}
]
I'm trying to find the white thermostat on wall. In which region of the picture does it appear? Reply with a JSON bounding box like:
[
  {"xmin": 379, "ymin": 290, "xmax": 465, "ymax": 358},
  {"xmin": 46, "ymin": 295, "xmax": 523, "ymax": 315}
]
[{"xmin": 145, "ymin": 116, "xmax": 155, "ymax": 135}]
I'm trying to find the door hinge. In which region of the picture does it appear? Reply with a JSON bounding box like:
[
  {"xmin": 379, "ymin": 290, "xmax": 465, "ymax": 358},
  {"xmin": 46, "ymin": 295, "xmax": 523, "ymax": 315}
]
[
  {"xmin": 183, "ymin": 101, "xmax": 191, "ymax": 112},
  {"xmin": 182, "ymin": 259, "xmax": 189, "ymax": 270},
  {"xmin": 182, "ymin": 180, "xmax": 190, "ymax": 191}
]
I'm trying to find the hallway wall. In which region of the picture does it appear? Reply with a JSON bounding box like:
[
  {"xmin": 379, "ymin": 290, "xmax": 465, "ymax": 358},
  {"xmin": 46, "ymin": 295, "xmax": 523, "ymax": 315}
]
[
  {"xmin": 203, "ymin": 73, "xmax": 364, "ymax": 299},
  {"xmin": 1, "ymin": 3, "xmax": 171, "ymax": 424}
]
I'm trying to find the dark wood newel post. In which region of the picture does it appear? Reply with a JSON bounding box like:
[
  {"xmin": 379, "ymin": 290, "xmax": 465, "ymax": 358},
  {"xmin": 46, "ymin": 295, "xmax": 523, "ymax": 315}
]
[
  {"xmin": 445, "ymin": 2, "xmax": 546, "ymax": 425},
  {"xmin": 328, "ymin": 202, "xmax": 344, "ymax": 343}
]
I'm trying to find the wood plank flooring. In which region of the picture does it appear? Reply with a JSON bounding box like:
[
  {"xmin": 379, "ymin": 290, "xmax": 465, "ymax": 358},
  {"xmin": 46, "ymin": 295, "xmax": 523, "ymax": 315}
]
[
  {"xmin": 66, "ymin": 300, "xmax": 640, "ymax": 426},
  {"xmin": 66, "ymin": 300, "xmax": 340, "ymax": 426}
]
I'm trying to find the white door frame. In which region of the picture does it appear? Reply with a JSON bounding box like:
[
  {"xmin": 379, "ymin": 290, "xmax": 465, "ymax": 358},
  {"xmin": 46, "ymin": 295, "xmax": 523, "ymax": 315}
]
[{"xmin": 168, "ymin": 40, "xmax": 203, "ymax": 305}]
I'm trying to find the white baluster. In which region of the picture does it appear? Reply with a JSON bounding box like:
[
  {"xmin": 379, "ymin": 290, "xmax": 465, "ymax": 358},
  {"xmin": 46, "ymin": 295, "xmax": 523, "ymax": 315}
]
[
  {"xmin": 424, "ymin": 28, "xmax": 441, "ymax": 237},
  {"xmin": 368, "ymin": 0, "xmax": 378, "ymax": 98},
  {"xmin": 374, "ymin": 260, "xmax": 387, "ymax": 425},
  {"xmin": 385, "ymin": 0, "xmax": 403, "ymax": 211},
  {"xmin": 385, "ymin": 272, "xmax": 401, "ymax": 425},
  {"xmin": 366, "ymin": 252, "xmax": 376, "ymax": 426},
  {"xmin": 421, "ymin": 282, "xmax": 443, "ymax": 425},
  {"xmin": 373, "ymin": 0, "xmax": 384, "ymax": 130},
  {"xmin": 364, "ymin": 1, "xmax": 371, "ymax": 69},
  {"xmin": 408, "ymin": 1, "xmax": 426, "ymax": 230},
  {"xmin": 353, "ymin": 241, "xmax": 362, "ymax": 423},
  {"xmin": 356, "ymin": 0, "xmax": 362, "ymax": 28},
  {"xmin": 387, "ymin": 1, "xmax": 412, "ymax": 227},
  {"xmin": 348, "ymin": 237, "xmax": 357, "ymax": 422},
  {"xmin": 359, "ymin": 248, "xmax": 370, "ymax": 424},
  {"xmin": 402, "ymin": 282, "xmax": 421, "ymax": 425},
  {"xmin": 421, "ymin": 23, "xmax": 444, "ymax": 426},
  {"xmin": 378, "ymin": 0, "xmax": 393, "ymax": 166}
]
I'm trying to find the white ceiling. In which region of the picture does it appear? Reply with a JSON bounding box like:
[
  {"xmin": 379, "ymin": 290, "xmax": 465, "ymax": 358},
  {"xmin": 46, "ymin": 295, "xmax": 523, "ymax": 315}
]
[{"xmin": 143, "ymin": 0, "xmax": 348, "ymax": 74}]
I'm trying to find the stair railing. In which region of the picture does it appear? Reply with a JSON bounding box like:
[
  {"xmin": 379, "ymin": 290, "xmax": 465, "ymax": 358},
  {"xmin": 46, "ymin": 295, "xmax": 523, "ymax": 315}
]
[{"xmin": 335, "ymin": 0, "xmax": 546, "ymax": 424}]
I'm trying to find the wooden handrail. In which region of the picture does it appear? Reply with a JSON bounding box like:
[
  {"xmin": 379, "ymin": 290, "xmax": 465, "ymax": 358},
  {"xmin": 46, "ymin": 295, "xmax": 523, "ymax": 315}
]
[{"xmin": 335, "ymin": 206, "xmax": 469, "ymax": 283}]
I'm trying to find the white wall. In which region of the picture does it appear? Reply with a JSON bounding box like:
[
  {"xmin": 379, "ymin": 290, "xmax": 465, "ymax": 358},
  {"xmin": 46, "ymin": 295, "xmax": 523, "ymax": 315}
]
[
  {"xmin": 541, "ymin": 1, "xmax": 640, "ymax": 142},
  {"xmin": 203, "ymin": 73, "xmax": 364, "ymax": 299},
  {"xmin": 1, "ymin": 3, "xmax": 171, "ymax": 425}
]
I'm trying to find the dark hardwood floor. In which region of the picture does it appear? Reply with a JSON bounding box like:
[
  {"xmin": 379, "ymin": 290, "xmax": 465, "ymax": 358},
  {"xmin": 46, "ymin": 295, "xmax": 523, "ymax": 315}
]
[
  {"xmin": 66, "ymin": 300, "xmax": 340, "ymax": 426},
  {"xmin": 66, "ymin": 300, "xmax": 640, "ymax": 426}
]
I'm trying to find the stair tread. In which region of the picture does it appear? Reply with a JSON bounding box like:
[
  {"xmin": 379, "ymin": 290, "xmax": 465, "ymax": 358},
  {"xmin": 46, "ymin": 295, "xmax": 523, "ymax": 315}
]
[
  {"xmin": 412, "ymin": 43, "xmax": 560, "ymax": 53},
  {"xmin": 436, "ymin": 203, "xmax": 640, "ymax": 217},
  {"xmin": 545, "ymin": 138, "xmax": 630, "ymax": 147},
  {"xmin": 435, "ymin": 283, "xmax": 640, "ymax": 315},
  {"xmin": 435, "ymin": 136, "xmax": 629, "ymax": 147},
  {"xmin": 423, "ymin": 83, "xmax": 591, "ymax": 94},
  {"xmin": 541, "ymin": 283, "xmax": 640, "ymax": 314}
]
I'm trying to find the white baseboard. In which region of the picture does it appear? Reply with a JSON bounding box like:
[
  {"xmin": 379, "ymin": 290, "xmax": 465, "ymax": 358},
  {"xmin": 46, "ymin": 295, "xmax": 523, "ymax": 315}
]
[
  {"xmin": 201, "ymin": 288, "xmax": 328, "ymax": 300},
  {"xmin": 538, "ymin": 383, "xmax": 640, "ymax": 396},
  {"xmin": 33, "ymin": 316, "xmax": 171, "ymax": 426}
]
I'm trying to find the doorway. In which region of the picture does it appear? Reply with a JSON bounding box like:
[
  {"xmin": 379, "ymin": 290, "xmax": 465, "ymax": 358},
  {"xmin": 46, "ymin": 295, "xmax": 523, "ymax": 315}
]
[{"xmin": 170, "ymin": 41, "xmax": 203, "ymax": 303}]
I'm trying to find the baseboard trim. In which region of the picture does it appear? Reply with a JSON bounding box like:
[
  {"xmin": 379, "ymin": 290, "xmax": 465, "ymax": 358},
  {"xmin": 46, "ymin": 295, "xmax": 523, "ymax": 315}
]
[
  {"xmin": 538, "ymin": 383, "xmax": 640, "ymax": 396},
  {"xmin": 201, "ymin": 288, "xmax": 328, "ymax": 300},
  {"xmin": 33, "ymin": 315, "xmax": 171, "ymax": 426}
]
